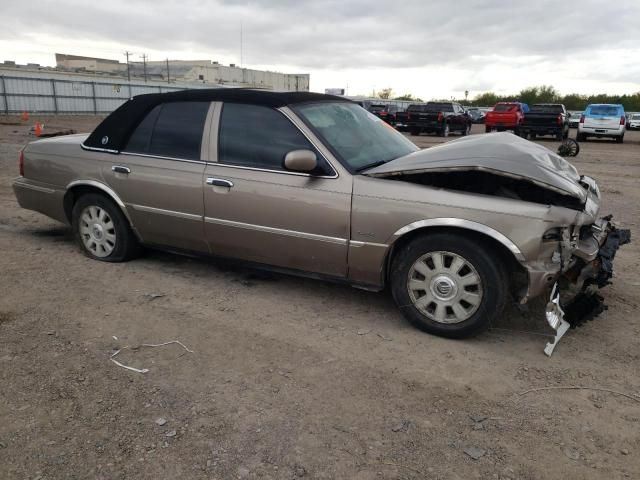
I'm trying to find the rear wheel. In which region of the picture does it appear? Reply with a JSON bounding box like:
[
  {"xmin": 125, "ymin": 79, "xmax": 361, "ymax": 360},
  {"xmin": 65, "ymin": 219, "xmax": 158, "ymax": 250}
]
[
  {"xmin": 461, "ymin": 123, "xmax": 471, "ymax": 136},
  {"xmin": 410, "ymin": 127, "xmax": 421, "ymax": 136},
  {"xmin": 440, "ymin": 123, "xmax": 450, "ymax": 137},
  {"xmin": 72, "ymin": 193, "xmax": 140, "ymax": 262},
  {"xmin": 616, "ymin": 135, "xmax": 624, "ymax": 144},
  {"xmin": 485, "ymin": 126, "xmax": 492, "ymax": 133},
  {"xmin": 390, "ymin": 233, "xmax": 508, "ymax": 338}
]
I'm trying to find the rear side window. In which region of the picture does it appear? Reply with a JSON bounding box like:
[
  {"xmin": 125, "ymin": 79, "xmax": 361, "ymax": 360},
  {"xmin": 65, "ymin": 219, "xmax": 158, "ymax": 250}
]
[
  {"xmin": 218, "ymin": 103, "xmax": 325, "ymax": 174},
  {"xmin": 125, "ymin": 101, "xmax": 209, "ymax": 160}
]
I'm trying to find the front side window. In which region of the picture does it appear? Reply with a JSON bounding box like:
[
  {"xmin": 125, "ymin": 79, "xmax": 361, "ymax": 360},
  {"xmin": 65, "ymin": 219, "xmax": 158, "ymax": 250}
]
[
  {"xmin": 125, "ymin": 101, "xmax": 209, "ymax": 160},
  {"xmin": 294, "ymin": 102, "xmax": 418, "ymax": 172},
  {"xmin": 218, "ymin": 103, "xmax": 327, "ymax": 174}
]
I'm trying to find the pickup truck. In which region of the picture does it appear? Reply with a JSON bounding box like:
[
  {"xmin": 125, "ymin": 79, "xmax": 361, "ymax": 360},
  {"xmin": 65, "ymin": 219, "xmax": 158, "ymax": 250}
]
[
  {"xmin": 401, "ymin": 102, "xmax": 471, "ymax": 137},
  {"xmin": 485, "ymin": 102, "xmax": 526, "ymax": 134},
  {"xmin": 520, "ymin": 104, "xmax": 569, "ymax": 140},
  {"xmin": 368, "ymin": 103, "xmax": 399, "ymax": 125}
]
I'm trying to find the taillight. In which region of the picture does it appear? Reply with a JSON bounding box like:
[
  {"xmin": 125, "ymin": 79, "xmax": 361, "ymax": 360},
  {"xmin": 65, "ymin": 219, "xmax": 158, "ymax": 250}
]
[
  {"xmin": 620, "ymin": 115, "xmax": 626, "ymax": 125},
  {"xmin": 579, "ymin": 114, "xmax": 585, "ymax": 124},
  {"xmin": 557, "ymin": 114, "xmax": 563, "ymax": 126},
  {"xmin": 437, "ymin": 112, "xmax": 443, "ymax": 122},
  {"xmin": 19, "ymin": 149, "xmax": 24, "ymax": 176}
]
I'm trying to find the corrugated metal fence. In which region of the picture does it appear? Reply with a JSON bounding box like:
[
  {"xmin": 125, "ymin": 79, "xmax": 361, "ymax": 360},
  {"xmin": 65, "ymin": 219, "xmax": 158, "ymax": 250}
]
[{"xmin": 0, "ymin": 74, "xmax": 211, "ymax": 114}]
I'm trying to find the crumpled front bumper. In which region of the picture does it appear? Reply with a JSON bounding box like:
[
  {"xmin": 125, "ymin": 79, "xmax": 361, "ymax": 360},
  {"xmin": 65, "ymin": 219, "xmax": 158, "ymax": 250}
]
[{"xmin": 544, "ymin": 216, "xmax": 631, "ymax": 356}]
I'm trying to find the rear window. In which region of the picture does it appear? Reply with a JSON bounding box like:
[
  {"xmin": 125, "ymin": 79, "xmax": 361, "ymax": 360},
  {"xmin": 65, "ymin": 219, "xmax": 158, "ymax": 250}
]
[
  {"xmin": 369, "ymin": 105, "xmax": 387, "ymax": 112},
  {"xmin": 587, "ymin": 105, "xmax": 622, "ymax": 117},
  {"xmin": 493, "ymin": 104, "xmax": 518, "ymax": 112},
  {"xmin": 424, "ymin": 102, "xmax": 453, "ymax": 113},
  {"xmin": 530, "ymin": 104, "xmax": 563, "ymax": 114}
]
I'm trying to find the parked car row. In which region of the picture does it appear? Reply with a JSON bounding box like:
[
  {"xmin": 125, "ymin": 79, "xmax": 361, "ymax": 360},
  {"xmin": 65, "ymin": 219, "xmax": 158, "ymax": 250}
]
[{"xmin": 364, "ymin": 99, "xmax": 632, "ymax": 143}]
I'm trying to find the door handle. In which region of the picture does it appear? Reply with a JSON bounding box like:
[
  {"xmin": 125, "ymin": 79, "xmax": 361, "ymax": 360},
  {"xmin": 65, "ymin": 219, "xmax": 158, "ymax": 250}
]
[
  {"xmin": 206, "ymin": 178, "xmax": 233, "ymax": 188},
  {"xmin": 112, "ymin": 165, "xmax": 131, "ymax": 174}
]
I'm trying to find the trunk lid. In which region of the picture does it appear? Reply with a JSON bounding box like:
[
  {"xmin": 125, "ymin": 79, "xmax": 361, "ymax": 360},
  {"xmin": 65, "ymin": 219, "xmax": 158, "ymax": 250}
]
[{"xmin": 364, "ymin": 132, "xmax": 588, "ymax": 202}]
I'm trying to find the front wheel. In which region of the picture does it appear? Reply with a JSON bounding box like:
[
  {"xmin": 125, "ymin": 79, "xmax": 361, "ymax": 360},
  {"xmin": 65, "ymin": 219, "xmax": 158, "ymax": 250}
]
[
  {"xmin": 440, "ymin": 124, "xmax": 450, "ymax": 137},
  {"xmin": 72, "ymin": 193, "xmax": 140, "ymax": 262},
  {"xmin": 461, "ymin": 123, "xmax": 471, "ymax": 136},
  {"xmin": 410, "ymin": 127, "xmax": 421, "ymax": 136},
  {"xmin": 390, "ymin": 233, "xmax": 508, "ymax": 338},
  {"xmin": 485, "ymin": 125, "xmax": 492, "ymax": 133}
]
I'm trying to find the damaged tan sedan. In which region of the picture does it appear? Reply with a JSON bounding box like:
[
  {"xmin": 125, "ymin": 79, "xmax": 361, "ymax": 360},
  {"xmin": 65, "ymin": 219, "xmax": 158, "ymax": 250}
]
[{"xmin": 13, "ymin": 90, "xmax": 630, "ymax": 354}]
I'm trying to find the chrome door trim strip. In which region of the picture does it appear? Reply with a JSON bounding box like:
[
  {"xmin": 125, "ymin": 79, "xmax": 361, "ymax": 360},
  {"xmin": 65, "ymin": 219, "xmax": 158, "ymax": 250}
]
[
  {"xmin": 204, "ymin": 161, "xmax": 337, "ymax": 178},
  {"xmin": 129, "ymin": 204, "xmax": 203, "ymax": 221},
  {"xmin": 13, "ymin": 181, "xmax": 56, "ymax": 194},
  {"xmin": 391, "ymin": 218, "xmax": 526, "ymax": 262},
  {"xmin": 120, "ymin": 151, "xmax": 207, "ymax": 165},
  {"xmin": 349, "ymin": 240, "xmax": 388, "ymax": 248},
  {"xmin": 204, "ymin": 216, "xmax": 348, "ymax": 245}
]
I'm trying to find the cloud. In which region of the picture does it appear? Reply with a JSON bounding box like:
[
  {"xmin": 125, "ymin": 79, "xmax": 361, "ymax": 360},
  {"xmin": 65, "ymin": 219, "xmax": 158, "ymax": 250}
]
[{"xmin": 1, "ymin": 0, "xmax": 639, "ymax": 97}]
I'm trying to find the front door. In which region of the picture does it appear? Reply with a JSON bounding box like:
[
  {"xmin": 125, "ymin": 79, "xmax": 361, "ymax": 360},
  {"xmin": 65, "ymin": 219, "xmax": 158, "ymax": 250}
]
[{"xmin": 202, "ymin": 102, "xmax": 352, "ymax": 277}]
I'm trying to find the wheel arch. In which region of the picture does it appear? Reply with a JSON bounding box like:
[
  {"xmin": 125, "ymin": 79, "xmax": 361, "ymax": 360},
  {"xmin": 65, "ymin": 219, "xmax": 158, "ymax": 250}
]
[
  {"xmin": 63, "ymin": 180, "xmax": 133, "ymax": 226},
  {"xmin": 382, "ymin": 219, "xmax": 528, "ymax": 294}
]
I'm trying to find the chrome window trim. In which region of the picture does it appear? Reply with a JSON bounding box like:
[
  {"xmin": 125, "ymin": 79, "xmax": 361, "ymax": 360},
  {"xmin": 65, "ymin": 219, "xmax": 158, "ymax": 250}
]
[
  {"xmin": 204, "ymin": 216, "xmax": 348, "ymax": 245},
  {"xmin": 119, "ymin": 151, "xmax": 207, "ymax": 165},
  {"xmin": 129, "ymin": 204, "xmax": 202, "ymax": 221},
  {"xmin": 13, "ymin": 181, "xmax": 56, "ymax": 194},
  {"xmin": 391, "ymin": 218, "xmax": 526, "ymax": 262},
  {"xmin": 203, "ymin": 161, "xmax": 337, "ymax": 178},
  {"xmin": 81, "ymin": 143, "xmax": 119, "ymax": 154}
]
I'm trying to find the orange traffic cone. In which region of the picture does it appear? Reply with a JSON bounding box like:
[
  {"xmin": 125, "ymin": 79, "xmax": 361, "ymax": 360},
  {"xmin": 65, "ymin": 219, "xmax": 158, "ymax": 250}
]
[
  {"xmin": 34, "ymin": 122, "xmax": 43, "ymax": 137},
  {"xmin": 21, "ymin": 111, "xmax": 29, "ymax": 122}
]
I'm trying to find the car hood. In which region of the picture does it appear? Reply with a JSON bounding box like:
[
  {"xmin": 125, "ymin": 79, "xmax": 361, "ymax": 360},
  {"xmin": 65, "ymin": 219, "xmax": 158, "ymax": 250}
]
[{"xmin": 365, "ymin": 132, "xmax": 587, "ymax": 201}]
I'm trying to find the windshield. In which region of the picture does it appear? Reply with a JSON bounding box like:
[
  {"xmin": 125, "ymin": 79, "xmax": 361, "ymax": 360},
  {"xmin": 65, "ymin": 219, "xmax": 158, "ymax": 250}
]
[
  {"xmin": 493, "ymin": 103, "xmax": 518, "ymax": 112},
  {"xmin": 632, "ymin": 114, "xmax": 640, "ymax": 120},
  {"xmin": 294, "ymin": 102, "xmax": 418, "ymax": 172}
]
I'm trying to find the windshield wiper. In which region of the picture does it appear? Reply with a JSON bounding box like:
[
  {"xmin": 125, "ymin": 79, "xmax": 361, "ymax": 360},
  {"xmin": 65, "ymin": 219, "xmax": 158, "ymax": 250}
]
[{"xmin": 355, "ymin": 160, "xmax": 387, "ymax": 173}]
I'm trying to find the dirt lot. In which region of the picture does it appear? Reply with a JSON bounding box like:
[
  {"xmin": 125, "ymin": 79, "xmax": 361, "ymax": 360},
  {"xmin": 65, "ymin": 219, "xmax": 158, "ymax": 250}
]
[{"xmin": 1, "ymin": 115, "xmax": 639, "ymax": 480}]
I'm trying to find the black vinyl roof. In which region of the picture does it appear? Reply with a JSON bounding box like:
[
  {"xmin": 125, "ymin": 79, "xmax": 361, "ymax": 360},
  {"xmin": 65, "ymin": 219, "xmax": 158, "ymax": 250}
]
[{"xmin": 84, "ymin": 88, "xmax": 350, "ymax": 152}]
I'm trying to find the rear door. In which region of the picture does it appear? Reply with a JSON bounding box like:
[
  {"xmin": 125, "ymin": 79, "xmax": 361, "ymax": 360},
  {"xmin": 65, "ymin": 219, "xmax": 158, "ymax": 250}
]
[
  {"xmin": 201, "ymin": 102, "xmax": 352, "ymax": 277},
  {"xmin": 105, "ymin": 101, "xmax": 211, "ymax": 252}
]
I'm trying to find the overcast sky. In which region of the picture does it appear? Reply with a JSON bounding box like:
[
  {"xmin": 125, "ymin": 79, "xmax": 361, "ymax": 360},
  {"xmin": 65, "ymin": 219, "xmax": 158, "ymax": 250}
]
[{"xmin": 1, "ymin": 0, "xmax": 639, "ymax": 99}]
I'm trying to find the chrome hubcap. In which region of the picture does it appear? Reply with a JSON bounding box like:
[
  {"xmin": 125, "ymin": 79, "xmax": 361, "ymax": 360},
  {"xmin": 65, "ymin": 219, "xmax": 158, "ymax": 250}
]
[
  {"xmin": 79, "ymin": 206, "xmax": 116, "ymax": 257},
  {"xmin": 407, "ymin": 251, "xmax": 483, "ymax": 324}
]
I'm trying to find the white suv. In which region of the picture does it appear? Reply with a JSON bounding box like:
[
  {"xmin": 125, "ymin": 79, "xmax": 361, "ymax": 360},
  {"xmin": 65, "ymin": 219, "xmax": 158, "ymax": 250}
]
[
  {"xmin": 628, "ymin": 113, "xmax": 640, "ymax": 130},
  {"xmin": 577, "ymin": 104, "xmax": 626, "ymax": 143}
]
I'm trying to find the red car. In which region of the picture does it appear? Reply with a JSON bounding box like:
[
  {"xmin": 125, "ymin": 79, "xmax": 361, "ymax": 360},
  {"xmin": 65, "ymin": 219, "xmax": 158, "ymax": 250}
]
[{"xmin": 485, "ymin": 102, "xmax": 526, "ymax": 134}]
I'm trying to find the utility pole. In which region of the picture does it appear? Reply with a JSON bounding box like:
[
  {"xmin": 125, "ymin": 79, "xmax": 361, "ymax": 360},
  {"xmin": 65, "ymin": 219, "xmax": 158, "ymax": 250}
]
[
  {"xmin": 140, "ymin": 54, "xmax": 147, "ymax": 83},
  {"xmin": 166, "ymin": 58, "xmax": 170, "ymax": 84},
  {"xmin": 124, "ymin": 51, "xmax": 131, "ymax": 82},
  {"xmin": 240, "ymin": 22, "xmax": 243, "ymax": 67}
]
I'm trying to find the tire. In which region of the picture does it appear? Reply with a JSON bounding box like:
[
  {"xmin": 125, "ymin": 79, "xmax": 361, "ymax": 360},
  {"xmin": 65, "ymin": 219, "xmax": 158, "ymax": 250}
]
[
  {"xmin": 72, "ymin": 193, "xmax": 140, "ymax": 262},
  {"xmin": 576, "ymin": 132, "xmax": 585, "ymax": 142},
  {"xmin": 390, "ymin": 233, "xmax": 508, "ymax": 339},
  {"xmin": 410, "ymin": 127, "xmax": 421, "ymax": 136},
  {"xmin": 461, "ymin": 123, "xmax": 471, "ymax": 136},
  {"xmin": 485, "ymin": 126, "xmax": 492, "ymax": 133},
  {"xmin": 616, "ymin": 135, "xmax": 624, "ymax": 144},
  {"xmin": 440, "ymin": 123, "xmax": 450, "ymax": 137},
  {"xmin": 529, "ymin": 133, "xmax": 536, "ymax": 140}
]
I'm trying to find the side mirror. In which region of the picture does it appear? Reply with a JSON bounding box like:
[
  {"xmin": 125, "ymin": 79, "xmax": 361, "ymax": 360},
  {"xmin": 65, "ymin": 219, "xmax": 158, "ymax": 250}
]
[{"xmin": 284, "ymin": 149, "xmax": 317, "ymax": 173}]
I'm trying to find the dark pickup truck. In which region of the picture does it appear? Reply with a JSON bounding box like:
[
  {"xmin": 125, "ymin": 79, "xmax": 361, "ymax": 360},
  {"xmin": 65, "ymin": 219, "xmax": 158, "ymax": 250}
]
[
  {"xmin": 368, "ymin": 103, "xmax": 400, "ymax": 125},
  {"xmin": 520, "ymin": 104, "xmax": 570, "ymax": 140},
  {"xmin": 399, "ymin": 102, "xmax": 471, "ymax": 137}
]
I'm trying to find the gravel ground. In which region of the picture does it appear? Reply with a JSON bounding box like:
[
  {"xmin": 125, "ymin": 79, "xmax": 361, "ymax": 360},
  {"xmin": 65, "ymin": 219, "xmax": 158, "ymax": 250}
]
[{"xmin": 1, "ymin": 115, "xmax": 639, "ymax": 480}]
